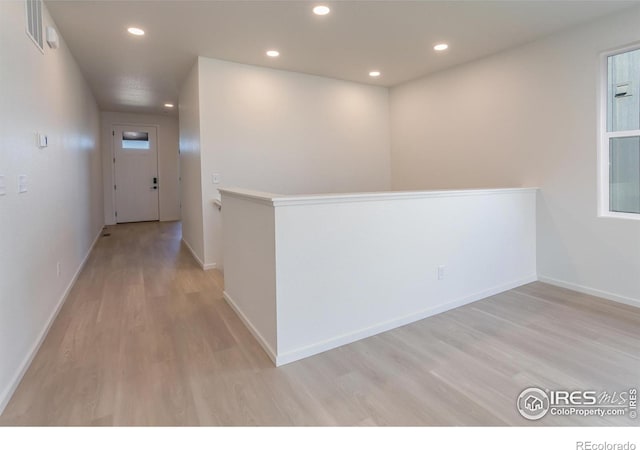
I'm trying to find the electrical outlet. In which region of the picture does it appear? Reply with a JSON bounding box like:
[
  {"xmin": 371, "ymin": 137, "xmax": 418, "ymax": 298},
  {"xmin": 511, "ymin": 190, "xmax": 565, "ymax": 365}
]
[
  {"xmin": 56, "ymin": 262, "xmax": 61, "ymax": 277},
  {"xmin": 437, "ymin": 265, "xmax": 445, "ymax": 280}
]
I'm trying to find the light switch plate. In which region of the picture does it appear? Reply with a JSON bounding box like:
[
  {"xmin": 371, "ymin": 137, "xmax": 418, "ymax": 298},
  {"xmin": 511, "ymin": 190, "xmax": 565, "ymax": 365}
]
[
  {"xmin": 19, "ymin": 174, "xmax": 28, "ymax": 193},
  {"xmin": 212, "ymin": 173, "xmax": 221, "ymax": 184},
  {"xmin": 37, "ymin": 133, "xmax": 48, "ymax": 148},
  {"xmin": 0, "ymin": 175, "xmax": 6, "ymax": 196}
]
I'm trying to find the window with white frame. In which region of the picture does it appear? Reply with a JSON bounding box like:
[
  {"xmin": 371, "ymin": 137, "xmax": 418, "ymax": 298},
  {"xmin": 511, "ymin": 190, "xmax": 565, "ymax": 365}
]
[{"xmin": 601, "ymin": 46, "xmax": 640, "ymax": 217}]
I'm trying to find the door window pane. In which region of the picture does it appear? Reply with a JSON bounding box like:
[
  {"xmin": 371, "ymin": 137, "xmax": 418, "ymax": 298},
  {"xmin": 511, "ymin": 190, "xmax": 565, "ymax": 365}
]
[
  {"xmin": 610, "ymin": 136, "xmax": 640, "ymax": 213},
  {"xmin": 122, "ymin": 131, "xmax": 150, "ymax": 150}
]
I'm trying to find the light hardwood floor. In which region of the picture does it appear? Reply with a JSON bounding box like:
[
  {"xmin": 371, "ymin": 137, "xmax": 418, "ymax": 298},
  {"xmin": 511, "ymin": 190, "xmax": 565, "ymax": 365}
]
[{"xmin": 1, "ymin": 221, "xmax": 638, "ymax": 426}]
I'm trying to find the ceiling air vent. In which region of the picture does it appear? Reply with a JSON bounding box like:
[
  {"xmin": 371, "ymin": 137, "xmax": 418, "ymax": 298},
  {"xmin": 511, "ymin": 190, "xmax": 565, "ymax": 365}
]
[{"xmin": 25, "ymin": 0, "xmax": 44, "ymax": 52}]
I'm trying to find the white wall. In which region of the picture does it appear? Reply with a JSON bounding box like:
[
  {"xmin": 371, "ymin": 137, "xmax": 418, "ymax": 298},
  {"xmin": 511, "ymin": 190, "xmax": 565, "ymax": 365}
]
[
  {"xmin": 101, "ymin": 111, "xmax": 180, "ymax": 224},
  {"xmin": 390, "ymin": 7, "xmax": 640, "ymax": 305},
  {"xmin": 196, "ymin": 56, "xmax": 391, "ymax": 269},
  {"xmin": 178, "ymin": 62, "xmax": 205, "ymax": 265},
  {"xmin": 221, "ymin": 191, "xmax": 278, "ymax": 358},
  {"xmin": 0, "ymin": 1, "xmax": 103, "ymax": 412},
  {"xmin": 221, "ymin": 188, "xmax": 537, "ymax": 365}
]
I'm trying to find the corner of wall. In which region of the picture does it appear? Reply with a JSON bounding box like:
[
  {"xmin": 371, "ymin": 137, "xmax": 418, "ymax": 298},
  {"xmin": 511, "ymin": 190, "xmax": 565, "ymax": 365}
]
[{"xmin": 178, "ymin": 59, "xmax": 205, "ymax": 266}]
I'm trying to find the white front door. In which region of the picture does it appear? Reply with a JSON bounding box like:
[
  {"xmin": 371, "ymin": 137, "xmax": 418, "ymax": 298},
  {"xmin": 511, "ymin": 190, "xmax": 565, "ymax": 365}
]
[{"xmin": 113, "ymin": 125, "xmax": 159, "ymax": 223}]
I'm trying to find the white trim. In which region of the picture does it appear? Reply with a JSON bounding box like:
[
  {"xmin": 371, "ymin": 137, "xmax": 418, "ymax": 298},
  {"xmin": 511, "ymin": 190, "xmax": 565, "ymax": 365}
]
[
  {"xmin": 538, "ymin": 276, "xmax": 640, "ymax": 310},
  {"xmin": 273, "ymin": 187, "xmax": 538, "ymax": 207},
  {"xmin": 607, "ymin": 130, "xmax": 640, "ymax": 139},
  {"xmin": 182, "ymin": 237, "xmax": 203, "ymax": 266},
  {"xmin": 274, "ymin": 275, "xmax": 536, "ymax": 366},
  {"xmin": 597, "ymin": 47, "xmax": 608, "ymax": 217},
  {"xmin": 223, "ymin": 292, "xmax": 277, "ymax": 364},
  {"xmin": 0, "ymin": 227, "xmax": 103, "ymax": 415},
  {"xmin": 598, "ymin": 210, "xmax": 640, "ymax": 221},
  {"xmin": 181, "ymin": 238, "xmax": 216, "ymax": 271},
  {"xmin": 218, "ymin": 188, "xmax": 279, "ymax": 206},
  {"xmin": 182, "ymin": 237, "xmax": 203, "ymax": 267},
  {"xmin": 107, "ymin": 126, "xmax": 116, "ymax": 225},
  {"xmin": 220, "ymin": 187, "xmax": 539, "ymax": 208},
  {"xmin": 597, "ymin": 43, "xmax": 640, "ymax": 219}
]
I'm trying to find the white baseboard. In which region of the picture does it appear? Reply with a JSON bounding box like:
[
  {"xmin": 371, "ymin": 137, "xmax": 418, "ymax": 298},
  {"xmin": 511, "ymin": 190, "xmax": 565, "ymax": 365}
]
[
  {"xmin": 181, "ymin": 238, "xmax": 217, "ymax": 271},
  {"xmin": 538, "ymin": 275, "xmax": 640, "ymax": 309},
  {"xmin": 0, "ymin": 227, "xmax": 103, "ymax": 415},
  {"xmin": 225, "ymin": 274, "xmax": 536, "ymax": 367},
  {"xmin": 275, "ymin": 274, "xmax": 537, "ymax": 366},
  {"xmin": 222, "ymin": 292, "xmax": 277, "ymax": 365},
  {"xmin": 181, "ymin": 237, "xmax": 204, "ymax": 267}
]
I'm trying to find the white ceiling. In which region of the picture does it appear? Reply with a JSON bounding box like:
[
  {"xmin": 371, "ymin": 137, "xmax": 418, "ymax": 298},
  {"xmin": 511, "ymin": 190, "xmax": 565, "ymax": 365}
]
[{"xmin": 46, "ymin": 0, "xmax": 639, "ymax": 116}]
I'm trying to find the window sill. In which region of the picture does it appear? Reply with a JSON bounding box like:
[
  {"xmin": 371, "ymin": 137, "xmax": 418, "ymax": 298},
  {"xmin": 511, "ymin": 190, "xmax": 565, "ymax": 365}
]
[{"xmin": 598, "ymin": 211, "xmax": 640, "ymax": 221}]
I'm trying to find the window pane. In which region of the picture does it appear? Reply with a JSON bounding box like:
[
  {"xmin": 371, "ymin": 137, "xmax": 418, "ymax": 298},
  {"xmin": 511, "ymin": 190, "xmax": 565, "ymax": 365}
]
[
  {"xmin": 607, "ymin": 49, "xmax": 640, "ymax": 132},
  {"xmin": 122, "ymin": 131, "xmax": 149, "ymax": 150},
  {"xmin": 610, "ymin": 136, "xmax": 640, "ymax": 213}
]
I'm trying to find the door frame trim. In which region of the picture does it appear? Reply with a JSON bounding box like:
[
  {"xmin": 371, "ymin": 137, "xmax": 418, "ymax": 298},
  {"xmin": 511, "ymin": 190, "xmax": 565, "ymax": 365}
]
[{"xmin": 110, "ymin": 122, "xmax": 160, "ymax": 223}]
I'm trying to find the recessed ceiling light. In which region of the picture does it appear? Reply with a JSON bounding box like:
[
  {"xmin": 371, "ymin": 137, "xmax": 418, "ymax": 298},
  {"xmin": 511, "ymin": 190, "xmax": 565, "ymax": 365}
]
[
  {"xmin": 266, "ymin": 50, "xmax": 280, "ymax": 57},
  {"xmin": 434, "ymin": 43, "xmax": 449, "ymax": 51},
  {"xmin": 164, "ymin": 103, "xmax": 174, "ymax": 108},
  {"xmin": 313, "ymin": 5, "xmax": 331, "ymax": 15},
  {"xmin": 369, "ymin": 71, "xmax": 381, "ymax": 77},
  {"xmin": 127, "ymin": 27, "xmax": 145, "ymax": 36}
]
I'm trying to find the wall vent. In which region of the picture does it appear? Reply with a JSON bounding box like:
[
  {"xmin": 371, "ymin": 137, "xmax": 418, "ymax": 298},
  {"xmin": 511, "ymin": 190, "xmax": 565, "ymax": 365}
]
[{"xmin": 25, "ymin": 0, "xmax": 44, "ymax": 52}]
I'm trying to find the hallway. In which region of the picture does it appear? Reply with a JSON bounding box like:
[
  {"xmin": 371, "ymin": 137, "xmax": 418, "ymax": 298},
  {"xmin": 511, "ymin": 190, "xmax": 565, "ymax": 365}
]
[{"xmin": 1, "ymin": 222, "xmax": 638, "ymax": 426}]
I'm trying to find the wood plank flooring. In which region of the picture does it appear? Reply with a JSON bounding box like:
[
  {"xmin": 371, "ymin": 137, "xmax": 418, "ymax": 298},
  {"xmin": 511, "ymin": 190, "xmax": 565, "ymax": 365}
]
[{"xmin": 1, "ymin": 221, "xmax": 638, "ymax": 426}]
